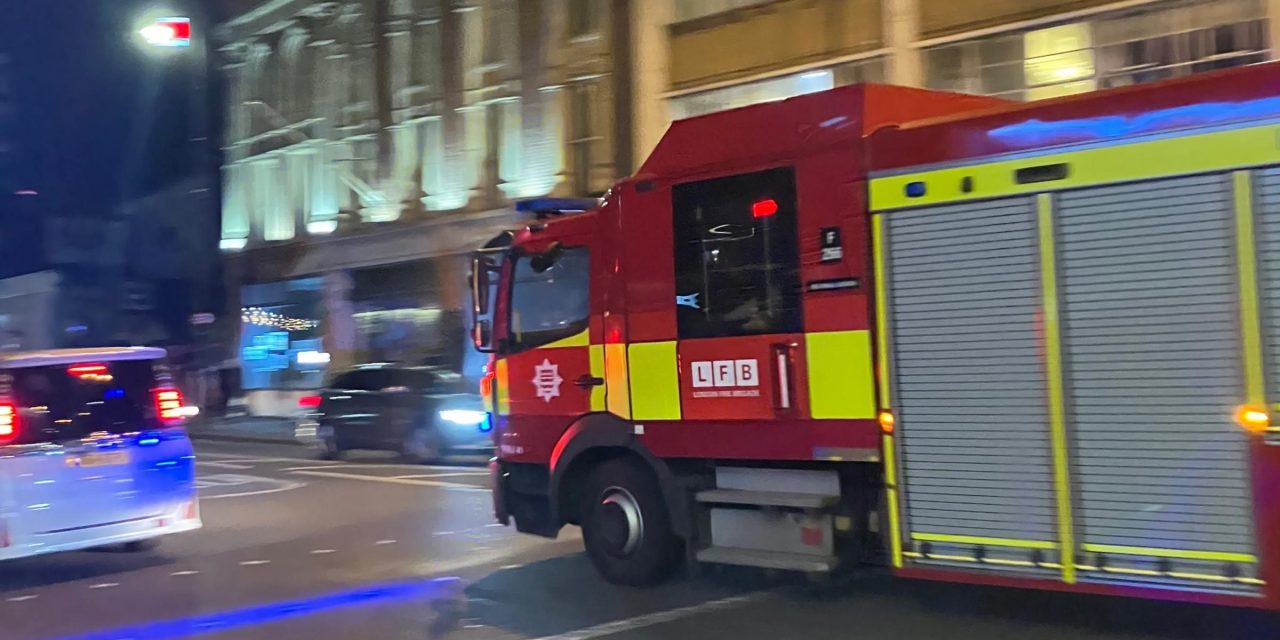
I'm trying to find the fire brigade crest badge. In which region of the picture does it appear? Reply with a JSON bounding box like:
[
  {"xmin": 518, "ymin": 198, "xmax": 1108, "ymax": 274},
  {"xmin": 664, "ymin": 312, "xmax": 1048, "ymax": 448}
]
[{"xmin": 532, "ymin": 358, "xmax": 563, "ymax": 402}]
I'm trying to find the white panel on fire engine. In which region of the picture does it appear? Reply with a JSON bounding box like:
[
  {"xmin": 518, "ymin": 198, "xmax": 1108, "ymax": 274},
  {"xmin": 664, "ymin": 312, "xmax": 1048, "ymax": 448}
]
[
  {"xmin": 886, "ymin": 196, "xmax": 1061, "ymax": 574},
  {"xmin": 1057, "ymin": 174, "xmax": 1260, "ymax": 589}
]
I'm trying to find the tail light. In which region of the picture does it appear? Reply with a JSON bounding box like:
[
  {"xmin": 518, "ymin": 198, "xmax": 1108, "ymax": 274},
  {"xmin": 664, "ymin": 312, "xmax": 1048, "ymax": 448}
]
[
  {"xmin": 0, "ymin": 403, "xmax": 16, "ymax": 442},
  {"xmin": 298, "ymin": 395, "xmax": 322, "ymax": 409},
  {"xmin": 154, "ymin": 388, "xmax": 184, "ymax": 423}
]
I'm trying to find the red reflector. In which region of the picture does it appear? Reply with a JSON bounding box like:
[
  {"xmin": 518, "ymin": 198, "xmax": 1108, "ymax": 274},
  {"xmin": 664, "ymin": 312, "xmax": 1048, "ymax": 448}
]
[
  {"xmin": 752, "ymin": 198, "xmax": 779, "ymax": 218},
  {"xmin": 299, "ymin": 395, "xmax": 322, "ymax": 408},
  {"xmin": 68, "ymin": 364, "xmax": 108, "ymax": 376}
]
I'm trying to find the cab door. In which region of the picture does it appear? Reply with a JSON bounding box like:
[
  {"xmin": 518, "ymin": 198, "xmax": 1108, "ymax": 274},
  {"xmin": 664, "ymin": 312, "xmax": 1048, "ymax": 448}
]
[
  {"xmin": 673, "ymin": 167, "xmax": 807, "ymax": 421},
  {"xmin": 498, "ymin": 243, "xmax": 599, "ymax": 461}
]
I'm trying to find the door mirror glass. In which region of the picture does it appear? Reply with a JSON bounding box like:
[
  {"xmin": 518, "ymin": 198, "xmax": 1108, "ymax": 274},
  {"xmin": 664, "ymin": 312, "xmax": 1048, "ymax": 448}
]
[{"xmin": 471, "ymin": 255, "xmax": 491, "ymax": 316}]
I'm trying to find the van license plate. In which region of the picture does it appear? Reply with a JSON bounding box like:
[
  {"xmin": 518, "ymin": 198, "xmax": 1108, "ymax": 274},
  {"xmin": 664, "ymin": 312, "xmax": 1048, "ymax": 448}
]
[{"xmin": 79, "ymin": 452, "xmax": 130, "ymax": 468}]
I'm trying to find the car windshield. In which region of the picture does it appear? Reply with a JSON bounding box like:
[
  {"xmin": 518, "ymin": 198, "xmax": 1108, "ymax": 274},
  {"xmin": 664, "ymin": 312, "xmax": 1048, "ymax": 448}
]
[{"xmin": 5, "ymin": 1, "xmax": 1279, "ymax": 638}]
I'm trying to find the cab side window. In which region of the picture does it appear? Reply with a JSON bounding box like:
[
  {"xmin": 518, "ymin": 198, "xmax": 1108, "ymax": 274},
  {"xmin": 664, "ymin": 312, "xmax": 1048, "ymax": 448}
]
[
  {"xmin": 509, "ymin": 247, "xmax": 590, "ymax": 352},
  {"xmin": 673, "ymin": 167, "xmax": 803, "ymax": 339}
]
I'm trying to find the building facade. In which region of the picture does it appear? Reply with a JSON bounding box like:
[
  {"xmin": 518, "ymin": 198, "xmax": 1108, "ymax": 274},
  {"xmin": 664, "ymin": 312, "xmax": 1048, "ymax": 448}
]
[
  {"xmin": 219, "ymin": 0, "xmax": 631, "ymax": 413},
  {"xmin": 221, "ymin": 0, "xmax": 1276, "ymax": 413},
  {"xmin": 630, "ymin": 0, "xmax": 1276, "ymax": 165}
]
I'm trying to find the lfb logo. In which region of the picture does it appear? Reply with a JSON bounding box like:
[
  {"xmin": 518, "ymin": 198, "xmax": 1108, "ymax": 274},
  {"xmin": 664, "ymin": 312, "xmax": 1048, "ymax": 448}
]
[{"xmin": 690, "ymin": 359, "xmax": 760, "ymax": 398}]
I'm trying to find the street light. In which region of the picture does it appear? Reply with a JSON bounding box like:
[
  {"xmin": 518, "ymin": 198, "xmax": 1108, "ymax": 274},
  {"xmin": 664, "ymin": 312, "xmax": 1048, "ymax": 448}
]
[{"xmin": 139, "ymin": 16, "xmax": 191, "ymax": 48}]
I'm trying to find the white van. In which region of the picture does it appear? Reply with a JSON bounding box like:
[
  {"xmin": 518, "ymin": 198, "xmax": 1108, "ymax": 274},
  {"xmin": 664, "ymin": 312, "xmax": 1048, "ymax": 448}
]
[{"xmin": 0, "ymin": 348, "xmax": 201, "ymax": 559}]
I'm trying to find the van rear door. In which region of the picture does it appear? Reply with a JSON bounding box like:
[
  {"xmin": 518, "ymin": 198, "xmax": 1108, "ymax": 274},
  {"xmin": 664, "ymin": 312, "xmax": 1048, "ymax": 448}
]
[{"xmin": 5, "ymin": 359, "xmax": 192, "ymax": 538}]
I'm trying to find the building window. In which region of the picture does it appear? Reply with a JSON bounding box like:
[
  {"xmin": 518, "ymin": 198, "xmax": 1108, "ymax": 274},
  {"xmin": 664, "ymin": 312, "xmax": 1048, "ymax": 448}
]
[
  {"xmin": 668, "ymin": 59, "xmax": 883, "ymax": 120},
  {"xmin": 508, "ymin": 247, "xmax": 590, "ymax": 352},
  {"xmin": 923, "ymin": 0, "xmax": 1268, "ymax": 101},
  {"xmin": 567, "ymin": 0, "xmax": 599, "ymax": 37},
  {"xmin": 567, "ymin": 81, "xmax": 598, "ymax": 195},
  {"xmin": 673, "ymin": 0, "xmax": 772, "ymax": 23},
  {"xmin": 483, "ymin": 0, "xmax": 516, "ymax": 65},
  {"xmin": 672, "ymin": 167, "xmax": 802, "ymax": 340}
]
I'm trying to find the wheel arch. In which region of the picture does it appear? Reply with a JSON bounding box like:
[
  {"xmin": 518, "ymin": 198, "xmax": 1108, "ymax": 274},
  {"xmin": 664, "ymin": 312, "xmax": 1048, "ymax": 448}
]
[{"xmin": 548, "ymin": 413, "xmax": 691, "ymax": 539}]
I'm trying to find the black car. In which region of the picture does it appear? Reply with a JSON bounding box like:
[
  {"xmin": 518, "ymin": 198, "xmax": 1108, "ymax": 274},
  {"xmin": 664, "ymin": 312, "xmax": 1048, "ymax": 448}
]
[{"xmin": 296, "ymin": 364, "xmax": 490, "ymax": 462}]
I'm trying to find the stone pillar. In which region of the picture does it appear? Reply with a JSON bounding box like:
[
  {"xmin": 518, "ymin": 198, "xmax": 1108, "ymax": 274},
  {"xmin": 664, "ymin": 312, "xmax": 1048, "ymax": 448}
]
[
  {"xmin": 629, "ymin": 0, "xmax": 672, "ymax": 166},
  {"xmin": 883, "ymin": 0, "xmax": 924, "ymax": 87},
  {"xmin": 322, "ymin": 270, "xmax": 356, "ymax": 376}
]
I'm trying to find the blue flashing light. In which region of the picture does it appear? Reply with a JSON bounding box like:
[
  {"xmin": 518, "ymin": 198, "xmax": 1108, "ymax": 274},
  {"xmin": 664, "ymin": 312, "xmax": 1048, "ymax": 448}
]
[
  {"xmin": 905, "ymin": 182, "xmax": 927, "ymax": 198},
  {"xmin": 104, "ymin": 388, "xmax": 126, "ymax": 399},
  {"xmin": 480, "ymin": 413, "xmax": 494, "ymax": 433},
  {"xmin": 138, "ymin": 437, "xmax": 161, "ymax": 447},
  {"xmin": 988, "ymin": 96, "xmax": 1280, "ymax": 146},
  {"xmin": 55, "ymin": 578, "xmax": 461, "ymax": 640},
  {"xmin": 515, "ymin": 198, "xmax": 599, "ymax": 214}
]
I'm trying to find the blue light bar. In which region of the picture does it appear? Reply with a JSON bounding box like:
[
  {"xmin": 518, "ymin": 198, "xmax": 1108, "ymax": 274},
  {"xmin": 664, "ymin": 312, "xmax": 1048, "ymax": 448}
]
[
  {"xmin": 988, "ymin": 96, "xmax": 1280, "ymax": 146},
  {"xmin": 514, "ymin": 198, "xmax": 599, "ymax": 214}
]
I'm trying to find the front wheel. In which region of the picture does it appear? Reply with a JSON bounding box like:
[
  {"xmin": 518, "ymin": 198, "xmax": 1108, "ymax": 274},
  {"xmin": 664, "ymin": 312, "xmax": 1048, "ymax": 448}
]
[
  {"xmin": 580, "ymin": 457, "xmax": 682, "ymax": 586},
  {"xmin": 400, "ymin": 427, "xmax": 442, "ymax": 464}
]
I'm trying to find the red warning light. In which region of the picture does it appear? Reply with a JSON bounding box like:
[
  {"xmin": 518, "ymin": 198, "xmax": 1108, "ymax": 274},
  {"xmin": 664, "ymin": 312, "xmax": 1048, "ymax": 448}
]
[{"xmin": 752, "ymin": 199, "xmax": 779, "ymax": 218}]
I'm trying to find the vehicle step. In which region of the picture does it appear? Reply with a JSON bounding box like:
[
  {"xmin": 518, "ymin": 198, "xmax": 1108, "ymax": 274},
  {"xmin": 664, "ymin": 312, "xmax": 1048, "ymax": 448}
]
[
  {"xmin": 696, "ymin": 489, "xmax": 837, "ymax": 509},
  {"xmin": 696, "ymin": 547, "xmax": 837, "ymax": 572}
]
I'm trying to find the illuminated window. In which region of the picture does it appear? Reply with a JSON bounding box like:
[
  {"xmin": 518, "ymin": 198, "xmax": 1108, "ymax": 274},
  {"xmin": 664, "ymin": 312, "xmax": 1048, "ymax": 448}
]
[
  {"xmin": 669, "ymin": 59, "xmax": 883, "ymax": 120},
  {"xmin": 567, "ymin": 81, "xmax": 599, "ymax": 196},
  {"xmin": 923, "ymin": 0, "xmax": 1268, "ymax": 101}
]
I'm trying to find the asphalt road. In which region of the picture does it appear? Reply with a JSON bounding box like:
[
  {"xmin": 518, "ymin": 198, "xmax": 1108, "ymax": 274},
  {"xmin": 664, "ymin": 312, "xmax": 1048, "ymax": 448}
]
[{"xmin": 3, "ymin": 440, "xmax": 1279, "ymax": 640}]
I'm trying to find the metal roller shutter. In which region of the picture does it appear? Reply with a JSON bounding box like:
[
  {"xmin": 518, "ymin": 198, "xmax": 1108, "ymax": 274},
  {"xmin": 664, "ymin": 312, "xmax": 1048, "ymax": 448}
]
[
  {"xmin": 1254, "ymin": 168, "xmax": 1280, "ymax": 417},
  {"xmin": 1056, "ymin": 175, "xmax": 1257, "ymax": 575},
  {"xmin": 886, "ymin": 197, "xmax": 1061, "ymax": 560}
]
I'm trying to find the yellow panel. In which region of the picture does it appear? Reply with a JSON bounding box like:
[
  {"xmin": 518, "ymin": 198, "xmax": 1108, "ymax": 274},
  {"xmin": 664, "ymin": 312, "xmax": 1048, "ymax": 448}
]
[
  {"xmin": 872, "ymin": 215, "xmax": 891, "ymax": 408},
  {"xmin": 1082, "ymin": 543, "xmax": 1257, "ymax": 564},
  {"xmin": 628, "ymin": 341, "xmax": 681, "ymax": 421},
  {"xmin": 1038, "ymin": 193, "xmax": 1077, "ymax": 585},
  {"xmin": 541, "ymin": 328, "xmax": 589, "ymax": 349},
  {"xmin": 912, "ymin": 532, "xmax": 1059, "ymax": 550},
  {"xmin": 870, "ymin": 123, "xmax": 1280, "ymax": 211},
  {"xmin": 604, "ymin": 343, "xmax": 632, "ymax": 419},
  {"xmin": 1235, "ymin": 171, "xmax": 1267, "ymax": 409},
  {"xmin": 805, "ymin": 330, "xmax": 876, "ymax": 419},
  {"xmin": 589, "ymin": 345, "xmax": 606, "ymax": 412},
  {"xmin": 495, "ymin": 358, "xmax": 510, "ymax": 416}
]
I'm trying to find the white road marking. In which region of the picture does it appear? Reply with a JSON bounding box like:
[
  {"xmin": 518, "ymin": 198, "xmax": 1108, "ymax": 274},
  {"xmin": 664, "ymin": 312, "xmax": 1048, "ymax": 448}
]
[
  {"xmin": 198, "ymin": 453, "xmax": 340, "ymax": 465},
  {"xmin": 484, "ymin": 523, "xmax": 505, "ymax": 528},
  {"xmin": 433, "ymin": 531, "xmax": 456, "ymax": 536},
  {"xmin": 375, "ymin": 539, "xmax": 398, "ymax": 545},
  {"xmin": 393, "ymin": 472, "xmax": 488, "ymax": 479},
  {"xmin": 170, "ymin": 570, "xmax": 200, "ymax": 576},
  {"xmin": 196, "ymin": 460, "xmax": 255, "ymax": 470},
  {"xmin": 311, "ymin": 549, "xmax": 337, "ymax": 555},
  {"xmin": 6, "ymin": 595, "xmax": 37, "ymax": 602},
  {"xmin": 528, "ymin": 593, "xmax": 762, "ymax": 640},
  {"xmin": 282, "ymin": 463, "xmax": 453, "ymax": 473},
  {"xmin": 500, "ymin": 564, "xmax": 524, "ymax": 570},
  {"xmin": 288, "ymin": 469, "xmax": 490, "ymax": 492},
  {"xmin": 89, "ymin": 583, "xmax": 120, "ymax": 590},
  {"xmin": 239, "ymin": 560, "xmax": 271, "ymax": 566}
]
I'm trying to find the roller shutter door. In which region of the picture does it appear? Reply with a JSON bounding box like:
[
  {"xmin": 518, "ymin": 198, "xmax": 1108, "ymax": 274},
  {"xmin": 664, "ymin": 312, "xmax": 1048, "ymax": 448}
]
[
  {"xmin": 1255, "ymin": 169, "xmax": 1280, "ymax": 422},
  {"xmin": 1055, "ymin": 175, "xmax": 1257, "ymax": 576},
  {"xmin": 886, "ymin": 197, "xmax": 1060, "ymax": 563}
]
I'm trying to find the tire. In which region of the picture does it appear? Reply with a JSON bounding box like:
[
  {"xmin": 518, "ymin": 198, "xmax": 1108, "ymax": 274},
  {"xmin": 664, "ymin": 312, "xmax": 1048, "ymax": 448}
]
[
  {"xmin": 400, "ymin": 427, "xmax": 442, "ymax": 464},
  {"xmin": 580, "ymin": 457, "xmax": 682, "ymax": 586}
]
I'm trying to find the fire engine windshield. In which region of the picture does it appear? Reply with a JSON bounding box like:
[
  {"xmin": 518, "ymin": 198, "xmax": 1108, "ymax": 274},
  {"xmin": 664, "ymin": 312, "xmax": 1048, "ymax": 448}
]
[{"xmin": 509, "ymin": 247, "xmax": 590, "ymax": 351}]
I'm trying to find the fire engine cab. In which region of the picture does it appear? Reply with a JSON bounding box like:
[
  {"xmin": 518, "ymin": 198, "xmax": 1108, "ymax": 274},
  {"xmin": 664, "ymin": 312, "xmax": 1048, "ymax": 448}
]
[{"xmin": 474, "ymin": 63, "xmax": 1280, "ymax": 608}]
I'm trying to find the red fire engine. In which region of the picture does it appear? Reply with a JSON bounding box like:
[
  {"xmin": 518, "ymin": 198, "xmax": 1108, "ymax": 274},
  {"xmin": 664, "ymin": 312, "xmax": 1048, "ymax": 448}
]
[{"xmin": 473, "ymin": 63, "xmax": 1280, "ymax": 608}]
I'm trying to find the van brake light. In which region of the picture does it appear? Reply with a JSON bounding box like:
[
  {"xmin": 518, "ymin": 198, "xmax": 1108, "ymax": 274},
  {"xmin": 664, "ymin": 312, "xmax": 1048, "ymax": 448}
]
[
  {"xmin": 0, "ymin": 403, "xmax": 16, "ymax": 441},
  {"xmin": 154, "ymin": 388, "xmax": 184, "ymax": 423}
]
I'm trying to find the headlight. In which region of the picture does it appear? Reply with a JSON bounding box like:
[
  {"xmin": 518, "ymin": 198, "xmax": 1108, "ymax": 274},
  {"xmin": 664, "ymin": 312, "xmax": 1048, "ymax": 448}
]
[{"xmin": 439, "ymin": 409, "xmax": 487, "ymax": 426}]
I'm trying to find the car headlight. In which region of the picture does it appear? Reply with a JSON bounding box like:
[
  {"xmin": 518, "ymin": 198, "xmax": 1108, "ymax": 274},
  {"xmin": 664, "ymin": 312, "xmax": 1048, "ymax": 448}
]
[{"xmin": 438, "ymin": 409, "xmax": 487, "ymax": 426}]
